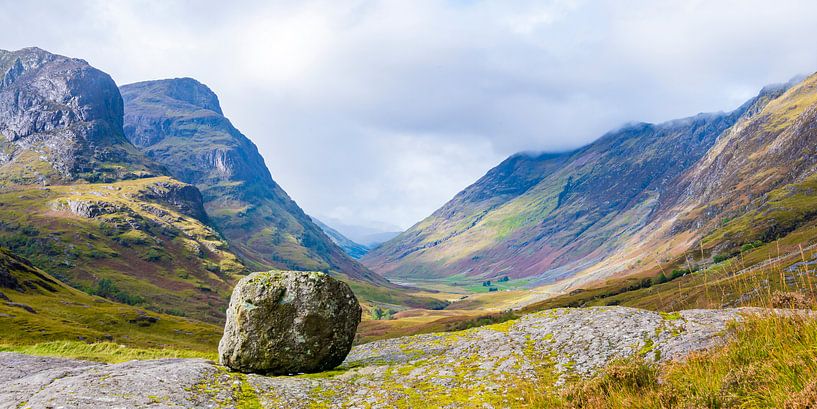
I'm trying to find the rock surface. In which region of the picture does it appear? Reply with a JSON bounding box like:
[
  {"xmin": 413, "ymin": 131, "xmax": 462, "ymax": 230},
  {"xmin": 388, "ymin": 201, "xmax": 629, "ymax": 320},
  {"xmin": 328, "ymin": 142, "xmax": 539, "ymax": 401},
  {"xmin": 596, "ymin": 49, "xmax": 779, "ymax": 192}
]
[
  {"xmin": 2, "ymin": 306, "xmax": 762, "ymax": 408},
  {"xmin": 218, "ymin": 271, "xmax": 362, "ymax": 375}
]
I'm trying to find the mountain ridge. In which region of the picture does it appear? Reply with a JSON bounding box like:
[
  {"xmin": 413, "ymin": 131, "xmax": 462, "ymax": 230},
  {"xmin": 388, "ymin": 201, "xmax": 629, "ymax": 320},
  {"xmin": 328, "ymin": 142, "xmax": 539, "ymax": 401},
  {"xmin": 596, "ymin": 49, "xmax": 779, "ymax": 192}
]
[{"xmin": 363, "ymin": 76, "xmax": 806, "ymax": 291}]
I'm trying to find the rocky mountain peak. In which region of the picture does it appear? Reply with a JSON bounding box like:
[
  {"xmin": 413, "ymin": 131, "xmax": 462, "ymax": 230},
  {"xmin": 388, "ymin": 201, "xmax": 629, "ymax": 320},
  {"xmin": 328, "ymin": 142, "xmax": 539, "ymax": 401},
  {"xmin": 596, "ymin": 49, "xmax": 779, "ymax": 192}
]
[
  {"xmin": 123, "ymin": 77, "xmax": 223, "ymax": 115},
  {"xmin": 0, "ymin": 47, "xmax": 155, "ymax": 184}
]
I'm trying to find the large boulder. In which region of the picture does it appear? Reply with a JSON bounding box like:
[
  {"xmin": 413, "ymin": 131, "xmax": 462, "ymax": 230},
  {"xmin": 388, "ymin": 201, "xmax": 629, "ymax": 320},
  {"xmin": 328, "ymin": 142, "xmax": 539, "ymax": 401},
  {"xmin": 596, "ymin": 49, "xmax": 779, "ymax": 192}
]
[{"xmin": 218, "ymin": 271, "xmax": 362, "ymax": 374}]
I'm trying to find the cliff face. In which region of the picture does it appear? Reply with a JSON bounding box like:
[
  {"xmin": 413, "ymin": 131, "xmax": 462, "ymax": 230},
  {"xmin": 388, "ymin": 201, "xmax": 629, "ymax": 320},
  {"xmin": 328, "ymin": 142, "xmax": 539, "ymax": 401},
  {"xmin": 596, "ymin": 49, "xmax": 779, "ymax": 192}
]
[
  {"xmin": 120, "ymin": 78, "xmax": 391, "ymax": 286},
  {"xmin": 0, "ymin": 48, "xmax": 156, "ymax": 185},
  {"xmin": 665, "ymin": 76, "xmax": 817, "ymax": 231}
]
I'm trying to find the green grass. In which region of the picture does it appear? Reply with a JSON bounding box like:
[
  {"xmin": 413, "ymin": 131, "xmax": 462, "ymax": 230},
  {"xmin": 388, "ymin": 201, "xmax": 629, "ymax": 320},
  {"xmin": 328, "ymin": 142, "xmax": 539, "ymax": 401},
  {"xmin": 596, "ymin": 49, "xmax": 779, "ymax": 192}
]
[
  {"xmin": 0, "ymin": 341, "xmax": 217, "ymax": 363},
  {"xmin": 344, "ymin": 279, "xmax": 449, "ymax": 310}
]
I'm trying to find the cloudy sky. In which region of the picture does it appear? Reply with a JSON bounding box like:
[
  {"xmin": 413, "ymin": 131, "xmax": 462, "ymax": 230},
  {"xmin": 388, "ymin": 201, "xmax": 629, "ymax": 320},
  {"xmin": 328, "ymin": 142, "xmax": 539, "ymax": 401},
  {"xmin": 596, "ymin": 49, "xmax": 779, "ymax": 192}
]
[{"xmin": 3, "ymin": 1, "xmax": 817, "ymax": 230}]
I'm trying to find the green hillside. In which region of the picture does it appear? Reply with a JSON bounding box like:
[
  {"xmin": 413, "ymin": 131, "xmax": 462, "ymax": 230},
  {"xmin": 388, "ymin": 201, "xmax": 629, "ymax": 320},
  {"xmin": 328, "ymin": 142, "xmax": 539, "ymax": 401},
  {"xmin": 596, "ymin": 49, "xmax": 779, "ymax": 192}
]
[
  {"xmin": 0, "ymin": 176, "xmax": 243, "ymax": 322},
  {"xmin": 0, "ymin": 246, "xmax": 220, "ymax": 353}
]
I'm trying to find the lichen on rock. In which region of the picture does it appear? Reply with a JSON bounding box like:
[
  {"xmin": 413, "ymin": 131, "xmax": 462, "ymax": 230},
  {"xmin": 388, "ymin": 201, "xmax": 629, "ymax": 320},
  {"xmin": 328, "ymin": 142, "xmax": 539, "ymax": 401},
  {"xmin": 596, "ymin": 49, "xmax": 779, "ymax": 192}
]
[{"xmin": 218, "ymin": 270, "xmax": 362, "ymax": 375}]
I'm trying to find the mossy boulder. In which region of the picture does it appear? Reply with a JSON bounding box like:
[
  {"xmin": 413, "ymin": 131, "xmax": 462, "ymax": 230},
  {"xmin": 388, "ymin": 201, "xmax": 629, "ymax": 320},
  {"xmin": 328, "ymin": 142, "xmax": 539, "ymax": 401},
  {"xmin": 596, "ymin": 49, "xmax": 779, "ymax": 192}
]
[{"xmin": 218, "ymin": 271, "xmax": 361, "ymax": 375}]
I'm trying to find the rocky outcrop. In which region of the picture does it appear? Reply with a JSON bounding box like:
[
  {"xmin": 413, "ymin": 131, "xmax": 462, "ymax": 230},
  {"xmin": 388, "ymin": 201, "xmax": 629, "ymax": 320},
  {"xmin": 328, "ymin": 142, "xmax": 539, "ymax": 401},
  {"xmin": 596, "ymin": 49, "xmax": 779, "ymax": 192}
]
[
  {"xmin": 219, "ymin": 271, "xmax": 361, "ymax": 375},
  {"xmin": 0, "ymin": 306, "xmax": 769, "ymax": 408},
  {"xmin": 0, "ymin": 264, "xmax": 21, "ymax": 291},
  {"xmin": 138, "ymin": 180, "xmax": 208, "ymax": 221},
  {"xmin": 52, "ymin": 199, "xmax": 124, "ymax": 218},
  {"xmin": 0, "ymin": 47, "xmax": 156, "ymax": 184}
]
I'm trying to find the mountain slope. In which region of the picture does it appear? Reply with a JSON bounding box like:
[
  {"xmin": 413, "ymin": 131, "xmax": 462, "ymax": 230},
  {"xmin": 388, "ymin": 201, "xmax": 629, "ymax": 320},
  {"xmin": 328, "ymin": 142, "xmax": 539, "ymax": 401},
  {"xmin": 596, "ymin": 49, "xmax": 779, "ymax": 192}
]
[
  {"xmin": 119, "ymin": 78, "xmax": 445, "ymax": 309},
  {"xmin": 0, "ymin": 246, "xmax": 221, "ymax": 351},
  {"xmin": 364, "ymin": 80, "xmax": 796, "ymax": 287},
  {"xmin": 0, "ymin": 175, "xmax": 247, "ymax": 322},
  {"xmin": 313, "ymin": 218, "xmax": 370, "ymax": 259}
]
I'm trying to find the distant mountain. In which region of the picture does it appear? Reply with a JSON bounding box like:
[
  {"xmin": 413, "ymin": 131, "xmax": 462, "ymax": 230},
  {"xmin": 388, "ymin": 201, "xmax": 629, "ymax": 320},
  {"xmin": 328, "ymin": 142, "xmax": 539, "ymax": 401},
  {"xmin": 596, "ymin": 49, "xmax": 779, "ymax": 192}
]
[
  {"xmin": 359, "ymin": 231, "xmax": 402, "ymax": 249},
  {"xmin": 312, "ymin": 218, "xmax": 369, "ymax": 259},
  {"xmin": 363, "ymin": 77, "xmax": 804, "ymax": 288},
  {"xmin": 315, "ymin": 216, "xmax": 402, "ymax": 248}
]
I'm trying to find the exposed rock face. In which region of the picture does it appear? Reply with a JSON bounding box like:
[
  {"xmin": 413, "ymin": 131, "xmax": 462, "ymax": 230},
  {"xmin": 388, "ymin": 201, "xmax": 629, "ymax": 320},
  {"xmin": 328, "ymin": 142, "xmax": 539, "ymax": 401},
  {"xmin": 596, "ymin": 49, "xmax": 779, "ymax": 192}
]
[
  {"xmin": 219, "ymin": 271, "xmax": 362, "ymax": 375},
  {"xmin": 0, "ymin": 264, "xmax": 21, "ymax": 291},
  {"xmin": 0, "ymin": 48, "xmax": 246, "ymax": 323},
  {"xmin": 0, "ymin": 47, "xmax": 156, "ymax": 184},
  {"xmin": 1, "ymin": 306, "xmax": 774, "ymax": 408},
  {"xmin": 137, "ymin": 180, "xmax": 208, "ymax": 221}
]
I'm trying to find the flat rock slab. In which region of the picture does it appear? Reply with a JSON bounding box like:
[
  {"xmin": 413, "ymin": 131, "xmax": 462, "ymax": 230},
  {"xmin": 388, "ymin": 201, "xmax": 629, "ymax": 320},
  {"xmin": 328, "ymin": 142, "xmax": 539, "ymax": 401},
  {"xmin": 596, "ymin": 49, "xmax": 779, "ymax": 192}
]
[{"xmin": 0, "ymin": 307, "xmax": 773, "ymax": 408}]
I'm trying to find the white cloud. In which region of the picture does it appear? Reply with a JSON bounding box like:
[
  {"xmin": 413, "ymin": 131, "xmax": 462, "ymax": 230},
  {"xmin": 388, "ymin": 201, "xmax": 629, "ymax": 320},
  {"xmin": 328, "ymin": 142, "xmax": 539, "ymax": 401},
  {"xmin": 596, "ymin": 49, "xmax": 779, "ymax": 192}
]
[{"xmin": 2, "ymin": 0, "xmax": 817, "ymax": 229}]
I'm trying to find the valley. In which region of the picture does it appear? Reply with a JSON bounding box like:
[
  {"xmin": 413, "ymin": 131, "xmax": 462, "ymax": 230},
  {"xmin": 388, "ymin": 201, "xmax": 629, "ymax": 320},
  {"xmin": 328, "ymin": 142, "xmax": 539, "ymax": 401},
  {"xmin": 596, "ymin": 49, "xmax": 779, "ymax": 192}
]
[{"xmin": 2, "ymin": 41, "xmax": 817, "ymax": 407}]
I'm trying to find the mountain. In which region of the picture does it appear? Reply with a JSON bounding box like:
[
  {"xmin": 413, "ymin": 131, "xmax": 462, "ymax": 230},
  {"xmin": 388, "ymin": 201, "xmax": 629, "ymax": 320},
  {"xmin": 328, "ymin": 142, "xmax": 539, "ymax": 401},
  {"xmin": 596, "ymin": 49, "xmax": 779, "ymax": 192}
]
[
  {"xmin": 0, "ymin": 48, "xmax": 247, "ymax": 322},
  {"xmin": 313, "ymin": 218, "xmax": 370, "ymax": 259},
  {"xmin": 120, "ymin": 78, "xmax": 444, "ymax": 309},
  {"xmin": 363, "ymin": 77, "xmax": 802, "ymax": 288},
  {"xmin": 315, "ymin": 216, "xmax": 402, "ymax": 248},
  {"xmin": 0, "ymin": 47, "xmax": 157, "ymax": 184},
  {"xmin": 120, "ymin": 78, "xmax": 385, "ymax": 283}
]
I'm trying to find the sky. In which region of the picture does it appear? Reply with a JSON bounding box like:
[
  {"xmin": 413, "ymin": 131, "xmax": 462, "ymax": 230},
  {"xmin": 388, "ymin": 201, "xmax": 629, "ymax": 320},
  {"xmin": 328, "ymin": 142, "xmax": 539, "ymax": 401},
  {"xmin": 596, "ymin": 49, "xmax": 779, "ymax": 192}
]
[{"xmin": 3, "ymin": 1, "xmax": 817, "ymax": 230}]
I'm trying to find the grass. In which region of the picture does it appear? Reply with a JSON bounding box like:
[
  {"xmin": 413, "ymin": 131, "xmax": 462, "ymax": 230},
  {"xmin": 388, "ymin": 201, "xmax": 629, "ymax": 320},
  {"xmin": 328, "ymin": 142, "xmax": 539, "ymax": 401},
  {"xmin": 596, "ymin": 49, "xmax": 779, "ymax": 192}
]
[
  {"xmin": 517, "ymin": 313, "xmax": 817, "ymax": 408},
  {"xmin": 524, "ymin": 209, "xmax": 817, "ymax": 314},
  {"xmin": 514, "ymin": 245, "xmax": 817, "ymax": 408},
  {"xmin": 0, "ymin": 340, "xmax": 217, "ymax": 363}
]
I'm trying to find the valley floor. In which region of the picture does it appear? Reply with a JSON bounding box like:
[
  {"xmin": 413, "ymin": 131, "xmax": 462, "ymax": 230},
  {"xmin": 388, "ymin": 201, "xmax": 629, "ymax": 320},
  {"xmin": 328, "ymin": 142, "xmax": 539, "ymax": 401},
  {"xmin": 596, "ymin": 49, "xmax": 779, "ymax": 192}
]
[{"xmin": 4, "ymin": 306, "xmax": 815, "ymax": 408}]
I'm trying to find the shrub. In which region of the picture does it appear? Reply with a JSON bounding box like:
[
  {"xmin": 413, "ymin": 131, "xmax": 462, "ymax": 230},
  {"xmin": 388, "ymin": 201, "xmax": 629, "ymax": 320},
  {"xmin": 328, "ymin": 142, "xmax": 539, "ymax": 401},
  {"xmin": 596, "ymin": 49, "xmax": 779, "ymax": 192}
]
[
  {"xmin": 370, "ymin": 306, "xmax": 396, "ymax": 320},
  {"xmin": 670, "ymin": 268, "xmax": 688, "ymax": 280},
  {"xmin": 656, "ymin": 272, "xmax": 668, "ymax": 284},
  {"xmin": 91, "ymin": 278, "xmax": 144, "ymax": 306},
  {"xmin": 741, "ymin": 240, "xmax": 764, "ymax": 252},
  {"xmin": 445, "ymin": 310, "xmax": 517, "ymax": 332},
  {"xmin": 713, "ymin": 253, "xmax": 736, "ymax": 263},
  {"xmin": 141, "ymin": 248, "xmax": 165, "ymax": 262}
]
